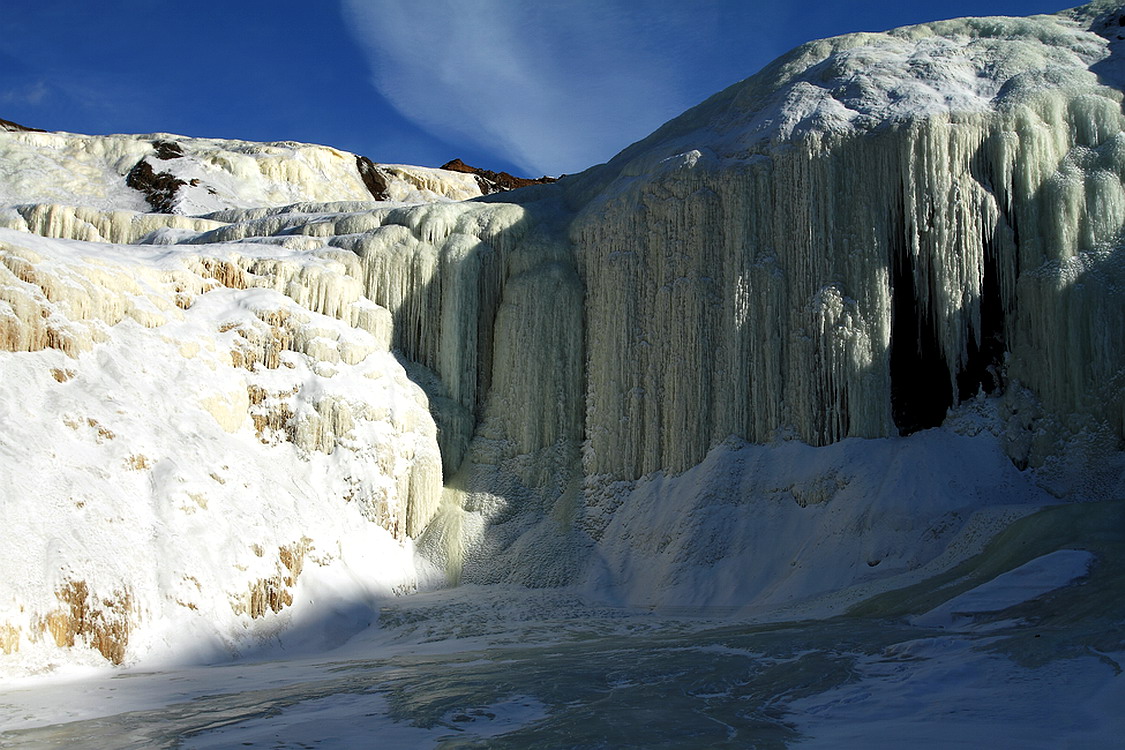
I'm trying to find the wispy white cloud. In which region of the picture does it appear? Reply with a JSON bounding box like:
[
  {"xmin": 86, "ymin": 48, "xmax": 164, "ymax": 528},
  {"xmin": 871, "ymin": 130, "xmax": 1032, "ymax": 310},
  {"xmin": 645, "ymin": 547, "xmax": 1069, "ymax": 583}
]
[
  {"xmin": 340, "ymin": 0, "xmax": 721, "ymax": 175},
  {"xmin": 1, "ymin": 81, "xmax": 49, "ymax": 106}
]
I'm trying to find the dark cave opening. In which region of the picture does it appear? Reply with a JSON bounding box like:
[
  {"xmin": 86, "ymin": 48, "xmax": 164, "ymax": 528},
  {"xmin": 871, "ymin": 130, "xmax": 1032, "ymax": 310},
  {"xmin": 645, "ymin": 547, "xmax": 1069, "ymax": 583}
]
[
  {"xmin": 889, "ymin": 234, "xmax": 954, "ymax": 436},
  {"xmin": 956, "ymin": 236, "xmax": 1007, "ymax": 400}
]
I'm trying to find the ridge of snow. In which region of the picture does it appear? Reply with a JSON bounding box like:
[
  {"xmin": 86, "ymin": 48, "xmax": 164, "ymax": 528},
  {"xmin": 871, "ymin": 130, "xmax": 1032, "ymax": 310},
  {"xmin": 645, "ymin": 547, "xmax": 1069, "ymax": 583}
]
[{"xmin": 0, "ymin": 129, "xmax": 483, "ymax": 217}]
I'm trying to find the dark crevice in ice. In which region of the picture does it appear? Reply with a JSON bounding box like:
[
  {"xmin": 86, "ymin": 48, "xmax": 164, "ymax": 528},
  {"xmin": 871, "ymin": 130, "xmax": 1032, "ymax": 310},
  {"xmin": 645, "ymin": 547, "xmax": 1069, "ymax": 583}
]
[
  {"xmin": 956, "ymin": 235, "xmax": 1007, "ymax": 401},
  {"xmin": 889, "ymin": 202, "xmax": 953, "ymax": 435}
]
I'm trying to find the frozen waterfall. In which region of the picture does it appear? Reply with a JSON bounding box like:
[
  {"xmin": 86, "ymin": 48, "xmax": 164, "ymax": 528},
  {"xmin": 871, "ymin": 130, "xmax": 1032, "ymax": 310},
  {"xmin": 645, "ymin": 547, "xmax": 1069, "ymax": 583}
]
[{"xmin": 0, "ymin": 1, "xmax": 1123, "ymax": 673}]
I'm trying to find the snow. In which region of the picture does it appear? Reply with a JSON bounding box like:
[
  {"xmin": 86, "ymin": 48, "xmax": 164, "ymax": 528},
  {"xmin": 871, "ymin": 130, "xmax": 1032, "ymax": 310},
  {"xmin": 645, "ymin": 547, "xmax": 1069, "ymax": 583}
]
[
  {"xmin": 910, "ymin": 548, "xmax": 1094, "ymax": 630},
  {"xmin": 0, "ymin": 122, "xmax": 544, "ymax": 676},
  {"xmin": 0, "ymin": 227, "xmax": 443, "ymax": 676},
  {"xmin": 574, "ymin": 431, "xmax": 1056, "ymax": 615},
  {"xmin": 0, "ymin": 129, "xmax": 482, "ymax": 217},
  {"xmin": 789, "ymin": 638, "xmax": 1125, "ymax": 749}
]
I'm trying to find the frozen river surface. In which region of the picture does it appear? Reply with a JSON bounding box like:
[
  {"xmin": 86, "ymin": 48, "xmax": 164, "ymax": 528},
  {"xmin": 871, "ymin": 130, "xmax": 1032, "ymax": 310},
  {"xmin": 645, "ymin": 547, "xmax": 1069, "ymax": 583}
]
[{"xmin": 2, "ymin": 502, "xmax": 1123, "ymax": 749}]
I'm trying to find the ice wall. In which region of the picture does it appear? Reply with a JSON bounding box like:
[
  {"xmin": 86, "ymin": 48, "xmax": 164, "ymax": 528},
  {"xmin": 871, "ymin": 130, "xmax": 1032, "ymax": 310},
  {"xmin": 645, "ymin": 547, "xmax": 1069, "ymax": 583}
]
[
  {"xmin": 411, "ymin": 3, "xmax": 1125, "ymax": 591},
  {"xmin": 570, "ymin": 6, "xmax": 1125, "ymax": 477},
  {"xmin": 229, "ymin": 199, "xmax": 581, "ymax": 476}
]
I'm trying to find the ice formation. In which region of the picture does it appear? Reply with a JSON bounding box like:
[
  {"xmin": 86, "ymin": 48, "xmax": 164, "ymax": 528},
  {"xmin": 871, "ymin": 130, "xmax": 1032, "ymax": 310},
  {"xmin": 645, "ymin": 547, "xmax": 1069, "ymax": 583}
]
[
  {"xmin": 570, "ymin": 4, "xmax": 1125, "ymax": 475},
  {"xmin": 1, "ymin": 1, "xmax": 1124, "ymax": 673},
  {"xmin": 0, "ymin": 125, "xmax": 555, "ymax": 670},
  {"xmin": 0, "ymin": 228, "xmax": 444, "ymax": 669}
]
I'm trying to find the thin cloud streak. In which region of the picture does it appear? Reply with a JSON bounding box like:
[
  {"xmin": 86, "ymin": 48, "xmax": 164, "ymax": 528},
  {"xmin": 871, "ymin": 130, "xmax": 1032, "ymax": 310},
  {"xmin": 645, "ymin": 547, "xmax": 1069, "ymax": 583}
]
[
  {"xmin": 340, "ymin": 0, "xmax": 718, "ymax": 175},
  {"xmin": 0, "ymin": 81, "xmax": 48, "ymax": 106}
]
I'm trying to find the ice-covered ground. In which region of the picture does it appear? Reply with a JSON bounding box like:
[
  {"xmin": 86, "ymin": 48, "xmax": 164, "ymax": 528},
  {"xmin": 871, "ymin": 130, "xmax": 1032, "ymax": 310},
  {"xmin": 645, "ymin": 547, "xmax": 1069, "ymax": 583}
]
[
  {"xmin": 0, "ymin": 129, "xmax": 482, "ymax": 215},
  {"xmin": 2, "ymin": 499, "xmax": 1122, "ymax": 749},
  {"xmin": 1, "ymin": 416, "xmax": 1121, "ymax": 747}
]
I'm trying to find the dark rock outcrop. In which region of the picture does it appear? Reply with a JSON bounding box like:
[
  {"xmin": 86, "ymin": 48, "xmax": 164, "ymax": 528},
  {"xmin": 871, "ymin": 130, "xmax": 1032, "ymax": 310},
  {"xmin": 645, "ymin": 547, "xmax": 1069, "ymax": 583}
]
[
  {"xmin": 152, "ymin": 140, "xmax": 184, "ymax": 160},
  {"xmin": 125, "ymin": 159, "xmax": 186, "ymax": 214},
  {"xmin": 440, "ymin": 158, "xmax": 557, "ymax": 194},
  {"xmin": 0, "ymin": 117, "xmax": 45, "ymax": 133},
  {"xmin": 355, "ymin": 155, "xmax": 391, "ymax": 200}
]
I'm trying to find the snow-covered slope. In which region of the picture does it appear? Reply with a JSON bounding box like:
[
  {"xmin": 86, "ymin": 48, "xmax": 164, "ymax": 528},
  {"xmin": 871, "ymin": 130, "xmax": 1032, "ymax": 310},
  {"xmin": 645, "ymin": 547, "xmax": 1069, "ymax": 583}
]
[
  {"xmin": 1, "ymin": 1, "xmax": 1124, "ymax": 678},
  {"xmin": 0, "ymin": 129, "xmax": 490, "ymax": 672},
  {"xmin": 0, "ymin": 129, "xmax": 483, "ymax": 217},
  {"xmin": 0, "ymin": 227, "xmax": 448, "ymax": 672}
]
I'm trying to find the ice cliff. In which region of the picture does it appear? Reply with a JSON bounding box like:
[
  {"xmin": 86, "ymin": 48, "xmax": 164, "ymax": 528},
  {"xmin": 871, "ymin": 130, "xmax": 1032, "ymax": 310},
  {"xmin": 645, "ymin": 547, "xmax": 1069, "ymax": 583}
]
[
  {"xmin": 1, "ymin": 1, "xmax": 1123, "ymax": 672},
  {"xmin": 569, "ymin": 2, "xmax": 1125, "ymax": 477}
]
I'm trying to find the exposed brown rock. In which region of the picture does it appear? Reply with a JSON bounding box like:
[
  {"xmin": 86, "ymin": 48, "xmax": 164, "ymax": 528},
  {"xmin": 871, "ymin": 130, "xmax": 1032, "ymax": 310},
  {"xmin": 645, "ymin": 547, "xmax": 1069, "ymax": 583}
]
[
  {"xmin": 0, "ymin": 117, "xmax": 45, "ymax": 133},
  {"xmin": 37, "ymin": 580, "xmax": 133, "ymax": 665},
  {"xmin": 152, "ymin": 139, "xmax": 184, "ymax": 160},
  {"xmin": 244, "ymin": 575, "xmax": 292, "ymax": 618},
  {"xmin": 193, "ymin": 256, "xmax": 249, "ymax": 290},
  {"xmin": 124, "ymin": 453, "xmax": 151, "ymax": 470},
  {"xmin": 279, "ymin": 538, "xmax": 310, "ymax": 587},
  {"xmin": 225, "ymin": 309, "xmax": 297, "ymax": 374},
  {"xmin": 440, "ymin": 158, "xmax": 557, "ymax": 194},
  {"xmin": 355, "ymin": 155, "xmax": 391, "ymax": 200},
  {"xmin": 247, "ymin": 383, "xmax": 298, "ymax": 444},
  {"xmin": 0, "ymin": 623, "xmax": 19, "ymax": 655},
  {"xmin": 86, "ymin": 417, "xmax": 116, "ymax": 442},
  {"xmin": 236, "ymin": 539, "xmax": 311, "ymax": 619},
  {"xmin": 125, "ymin": 159, "xmax": 186, "ymax": 214}
]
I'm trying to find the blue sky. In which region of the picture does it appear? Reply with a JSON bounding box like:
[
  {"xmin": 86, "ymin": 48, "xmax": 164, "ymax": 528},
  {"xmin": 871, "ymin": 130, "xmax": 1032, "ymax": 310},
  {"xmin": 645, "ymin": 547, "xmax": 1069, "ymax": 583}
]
[{"xmin": 2, "ymin": 1, "xmax": 1064, "ymax": 176}]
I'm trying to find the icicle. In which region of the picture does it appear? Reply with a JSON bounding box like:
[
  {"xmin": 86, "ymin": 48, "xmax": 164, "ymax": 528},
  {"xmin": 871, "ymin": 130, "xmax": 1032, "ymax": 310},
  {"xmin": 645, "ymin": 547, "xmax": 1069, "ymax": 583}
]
[{"xmin": 575, "ymin": 76, "xmax": 1125, "ymax": 476}]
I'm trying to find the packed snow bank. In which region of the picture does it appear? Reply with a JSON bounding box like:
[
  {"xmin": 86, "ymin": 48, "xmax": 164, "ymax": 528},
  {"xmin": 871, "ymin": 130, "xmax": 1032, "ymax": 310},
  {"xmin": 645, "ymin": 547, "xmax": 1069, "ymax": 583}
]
[
  {"xmin": 789, "ymin": 636, "xmax": 1125, "ymax": 749},
  {"xmin": 910, "ymin": 548, "xmax": 1094, "ymax": 630},
  {"xmin": 578, "ymin": 429, "xmax": 1056, "ymax": 613}
]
